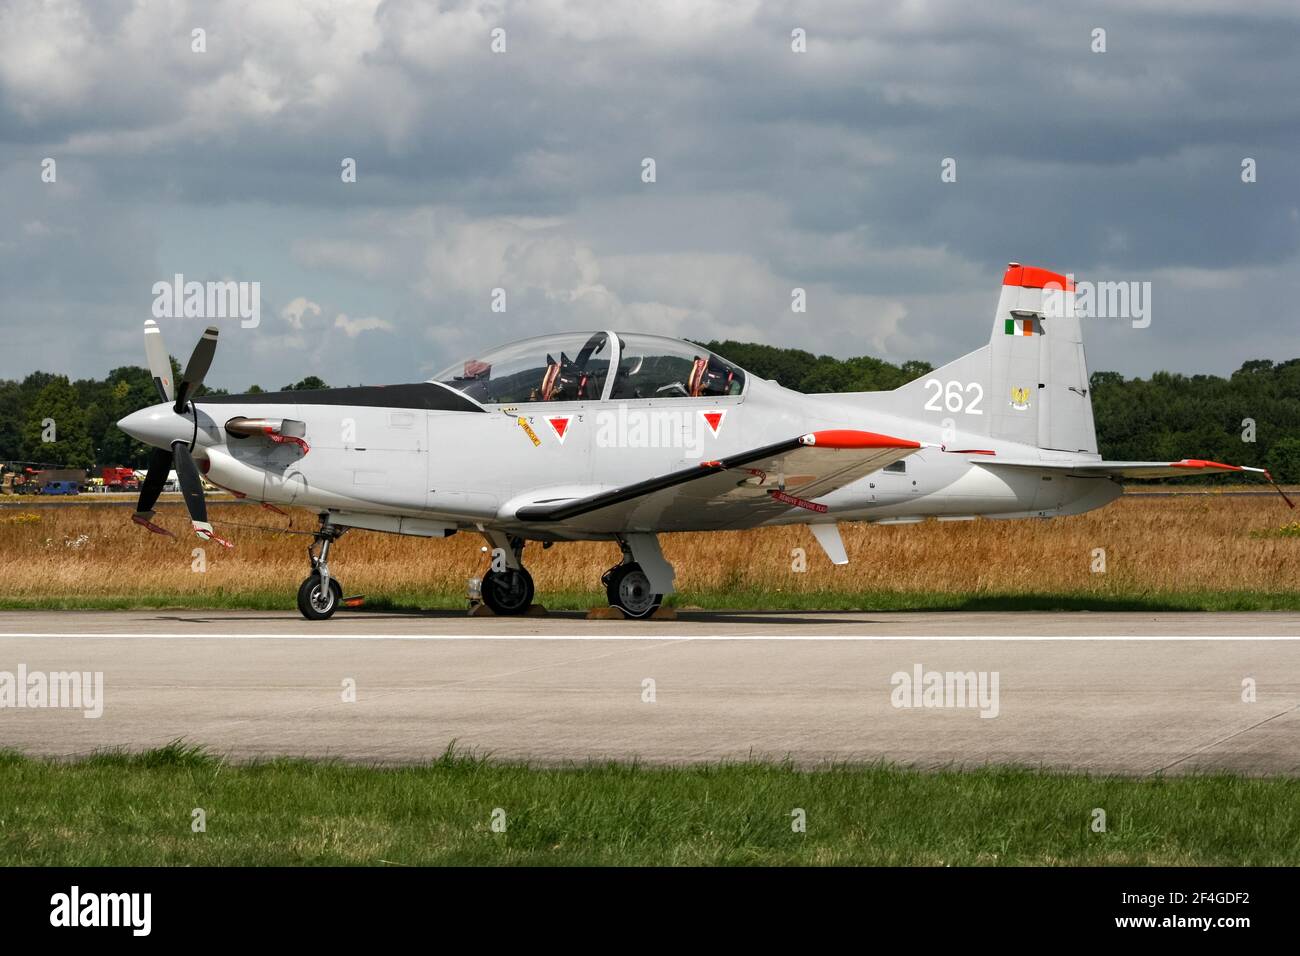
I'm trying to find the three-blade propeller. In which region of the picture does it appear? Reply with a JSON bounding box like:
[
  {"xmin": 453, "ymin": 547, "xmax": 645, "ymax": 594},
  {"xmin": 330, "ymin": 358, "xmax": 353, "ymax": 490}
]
[{"xmin": 131, "ymin": 322, "xmax": 232, "ymax": 548}]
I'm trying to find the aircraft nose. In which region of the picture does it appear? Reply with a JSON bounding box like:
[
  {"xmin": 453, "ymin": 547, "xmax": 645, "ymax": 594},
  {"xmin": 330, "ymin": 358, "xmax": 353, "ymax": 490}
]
[{"xmin": 118, "ymin": 404, "xmax": 191, "ymax": 449}]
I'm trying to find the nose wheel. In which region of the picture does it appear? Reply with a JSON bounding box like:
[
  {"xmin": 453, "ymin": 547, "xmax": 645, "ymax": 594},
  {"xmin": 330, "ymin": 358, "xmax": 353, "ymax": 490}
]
[
  {"xmin": 603, "ymin": 562, "xmax": 662, "ymax": 619},
  {"xmin": 298, "ymin": 573, "xmax": 342, "ymax": 620},
  {"xmin": 297, "ymin": 518, "xmax": 347, "ymax": 620}
]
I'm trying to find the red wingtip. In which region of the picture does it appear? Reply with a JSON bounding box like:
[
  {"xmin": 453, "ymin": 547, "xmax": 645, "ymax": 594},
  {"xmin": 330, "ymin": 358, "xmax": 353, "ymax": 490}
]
[{"xmin": 801, "ymin": 429, "xmax": 921, "ymax": 450}]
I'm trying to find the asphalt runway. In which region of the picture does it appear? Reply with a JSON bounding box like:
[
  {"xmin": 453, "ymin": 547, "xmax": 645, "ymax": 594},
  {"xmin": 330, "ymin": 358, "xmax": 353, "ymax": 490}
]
[{"xmin": 2, "ymin": 609, "xmax": 1298, "ymax": 775}]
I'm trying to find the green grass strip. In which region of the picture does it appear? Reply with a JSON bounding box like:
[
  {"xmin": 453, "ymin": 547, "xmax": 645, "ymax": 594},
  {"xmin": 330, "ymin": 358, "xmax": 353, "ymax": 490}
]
[{"xmin": 1, "ymin": 743, "xmax": 1296, "ymax": 866}]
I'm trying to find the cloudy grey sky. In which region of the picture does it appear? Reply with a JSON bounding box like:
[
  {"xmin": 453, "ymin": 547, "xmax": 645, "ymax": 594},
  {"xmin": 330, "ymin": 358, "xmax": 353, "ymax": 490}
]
[{"xmin": 1, "ymin": 0, "xmax": 1297, "ymax": 390}]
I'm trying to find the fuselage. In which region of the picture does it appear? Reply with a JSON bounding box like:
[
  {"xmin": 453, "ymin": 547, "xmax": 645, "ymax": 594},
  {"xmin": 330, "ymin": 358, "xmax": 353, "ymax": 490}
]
[{"xmin": 119, "ymin": 372, "xmax": 1122, "ymax": 541}]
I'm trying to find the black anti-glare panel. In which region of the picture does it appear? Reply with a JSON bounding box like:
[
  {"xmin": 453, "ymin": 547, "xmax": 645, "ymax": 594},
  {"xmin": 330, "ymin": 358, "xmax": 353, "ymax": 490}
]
[{"xmin": 197, "ymin": 382, "xmax": 485, "ymax": 413}]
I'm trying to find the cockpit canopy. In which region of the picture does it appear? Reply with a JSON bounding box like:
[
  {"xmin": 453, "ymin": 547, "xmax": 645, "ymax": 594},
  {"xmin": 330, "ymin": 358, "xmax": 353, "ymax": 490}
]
[{"xmin": 432, "ymin": 332, "xmax": 747, "ymax": 405}]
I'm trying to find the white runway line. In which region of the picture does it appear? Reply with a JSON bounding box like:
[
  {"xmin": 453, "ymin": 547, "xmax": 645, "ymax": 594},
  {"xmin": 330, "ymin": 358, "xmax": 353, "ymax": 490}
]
[{"xmin": 2, "ymin": 632, "xmax": 1300, "ymax": 641}]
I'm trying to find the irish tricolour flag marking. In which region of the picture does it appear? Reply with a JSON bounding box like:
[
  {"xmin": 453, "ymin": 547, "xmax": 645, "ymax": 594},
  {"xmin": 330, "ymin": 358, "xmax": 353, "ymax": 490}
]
[{"xmin": 1004, "ymin": 316, "xmax": 1036, "ymax": 336}]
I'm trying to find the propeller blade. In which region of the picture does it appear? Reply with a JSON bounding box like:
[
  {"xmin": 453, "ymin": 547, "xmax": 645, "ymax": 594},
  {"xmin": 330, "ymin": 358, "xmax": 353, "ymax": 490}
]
[
  {"xmin": 143, "ymin": 320, "xmax": 174, "ymax": 403},
  {"xmin": 136, "ymin": 447, "xmax": 172, "ymax": 514},
  {"xmin": 171, "ymin": 440, "xmax": 207, "ymax": 523},
  {"xmin": 130, "ymin": 447, "xmax": 177, "ymax": 538},
  {"xmin": 173, "ymin": 326, "xmax": 219, "ymax": 413},
  {"xmin": 171, "ymin": 441, "xmax": 232, "ymax": 548}
]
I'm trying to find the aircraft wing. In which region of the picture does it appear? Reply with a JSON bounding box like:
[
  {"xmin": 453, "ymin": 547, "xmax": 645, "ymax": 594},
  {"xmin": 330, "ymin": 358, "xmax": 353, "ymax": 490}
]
[
  {"xmin": 514, "ymin": 429, "xmax": 923, "ymax": 530},
  {"xmin": 980, "ymin": 457, "xmax": 1294, "ymax": 506}
]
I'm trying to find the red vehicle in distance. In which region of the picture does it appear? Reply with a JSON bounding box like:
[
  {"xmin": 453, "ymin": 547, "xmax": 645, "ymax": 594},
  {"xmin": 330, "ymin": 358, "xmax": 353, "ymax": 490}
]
[{"xmin": 101, "ymin": 466, "xmax": 140, "ymax": 492}]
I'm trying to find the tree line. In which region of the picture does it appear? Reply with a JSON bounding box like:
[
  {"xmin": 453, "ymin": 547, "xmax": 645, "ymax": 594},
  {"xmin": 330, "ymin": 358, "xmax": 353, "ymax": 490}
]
[
  {"xmin": 0, "ymin": 365, "xmax": 327, "ymax": 472},
  {"xmin": 3, "ymin": 345, "xmax": 1298, "ymax": 482}
]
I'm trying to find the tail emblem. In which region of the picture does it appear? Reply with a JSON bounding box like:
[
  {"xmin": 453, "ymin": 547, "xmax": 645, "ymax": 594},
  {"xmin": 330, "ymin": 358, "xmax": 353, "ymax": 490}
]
[{"xmin": 1010, "ymin": 387, "xmax": 1031, "ymax": 411}]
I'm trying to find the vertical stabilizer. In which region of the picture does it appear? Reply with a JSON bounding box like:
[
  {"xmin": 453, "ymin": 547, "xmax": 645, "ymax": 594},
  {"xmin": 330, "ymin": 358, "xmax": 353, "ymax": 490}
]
[
  {"xmin": 989, "ymin": 264, "xmax": 1096, "ymax": 454},
  {"xmin": 883, "ymin": 263, "xmax": 1097, "ymax": 454}
]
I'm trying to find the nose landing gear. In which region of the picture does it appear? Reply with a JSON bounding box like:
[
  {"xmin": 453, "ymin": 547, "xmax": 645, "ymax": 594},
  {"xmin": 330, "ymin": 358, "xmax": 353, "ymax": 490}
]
[{"xmin": 297, "ymin": 518, "xmax": 348, "ymax": 620}]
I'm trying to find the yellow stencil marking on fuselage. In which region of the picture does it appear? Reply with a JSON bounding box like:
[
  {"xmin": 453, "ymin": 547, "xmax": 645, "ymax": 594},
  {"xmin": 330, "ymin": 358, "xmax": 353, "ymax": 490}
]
[{"xmin": 517, "ymin": 417, "xmax": 542, "ymax": 446}]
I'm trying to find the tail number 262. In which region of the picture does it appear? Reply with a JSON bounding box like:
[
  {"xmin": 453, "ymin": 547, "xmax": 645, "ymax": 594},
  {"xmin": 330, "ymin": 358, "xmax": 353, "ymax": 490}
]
[{"xmin": 922, "ymin": 379, "xmax": 984, "ymax": 415}]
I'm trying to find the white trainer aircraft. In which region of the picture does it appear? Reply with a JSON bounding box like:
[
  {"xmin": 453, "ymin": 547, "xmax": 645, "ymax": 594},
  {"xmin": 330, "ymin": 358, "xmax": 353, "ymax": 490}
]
[{"xmin": 119, "ymin": 263, "xmax": 1289, "ymax": 619}]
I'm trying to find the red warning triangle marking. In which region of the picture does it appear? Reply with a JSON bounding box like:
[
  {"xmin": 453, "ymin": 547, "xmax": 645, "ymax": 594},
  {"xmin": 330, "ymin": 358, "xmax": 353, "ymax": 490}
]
[
  {"xmin": 701, "ymin": 410, "xmax": 725, "ymax": 436},
  {"xmin": 547, "ymin": 415, "xmax": 572, "ymax": 444}
]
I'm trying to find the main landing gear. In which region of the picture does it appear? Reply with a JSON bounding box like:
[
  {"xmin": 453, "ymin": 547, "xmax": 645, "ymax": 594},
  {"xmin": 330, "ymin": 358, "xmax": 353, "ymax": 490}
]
[
  {"xmin": 603, "ymin": 562, "xmax": 662, "ymax": 619},
  {"xmin": 297, "ymin": 518, "xmax": 348, "ymax": 620},
  {"xmin": 602, "ymin": 536, "xmax": 668, "ymax": 619},
  {"xmin": 480, "ymin": 533, "xmax": 535, "ymax": 616}
]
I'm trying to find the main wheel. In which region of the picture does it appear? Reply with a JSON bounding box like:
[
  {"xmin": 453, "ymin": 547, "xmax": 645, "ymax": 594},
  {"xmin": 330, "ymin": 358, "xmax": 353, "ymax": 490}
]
[
  {"xmin": 481, "ymin": 567, "xmax": 535, "ymax": 616},
  {"xmin": 604, "ymin": 563, "xmax": 662, "ymax": 619},
  {"xmin": 297, "ymin": 573, "xmax": 342, "ymax": 620}
]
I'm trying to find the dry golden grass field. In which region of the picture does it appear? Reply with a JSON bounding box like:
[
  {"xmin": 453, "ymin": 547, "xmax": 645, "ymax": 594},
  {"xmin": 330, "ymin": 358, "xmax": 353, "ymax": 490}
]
[{"xmin": 1, "ymin": 492, "xmax": 1298, "ymax": 610}]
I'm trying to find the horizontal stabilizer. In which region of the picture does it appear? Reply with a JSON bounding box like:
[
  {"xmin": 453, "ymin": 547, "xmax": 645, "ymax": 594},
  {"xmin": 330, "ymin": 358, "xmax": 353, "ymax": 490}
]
[{"xmin": 982, "ymin": 457, "xmax": 1293, "ymax": 507}]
